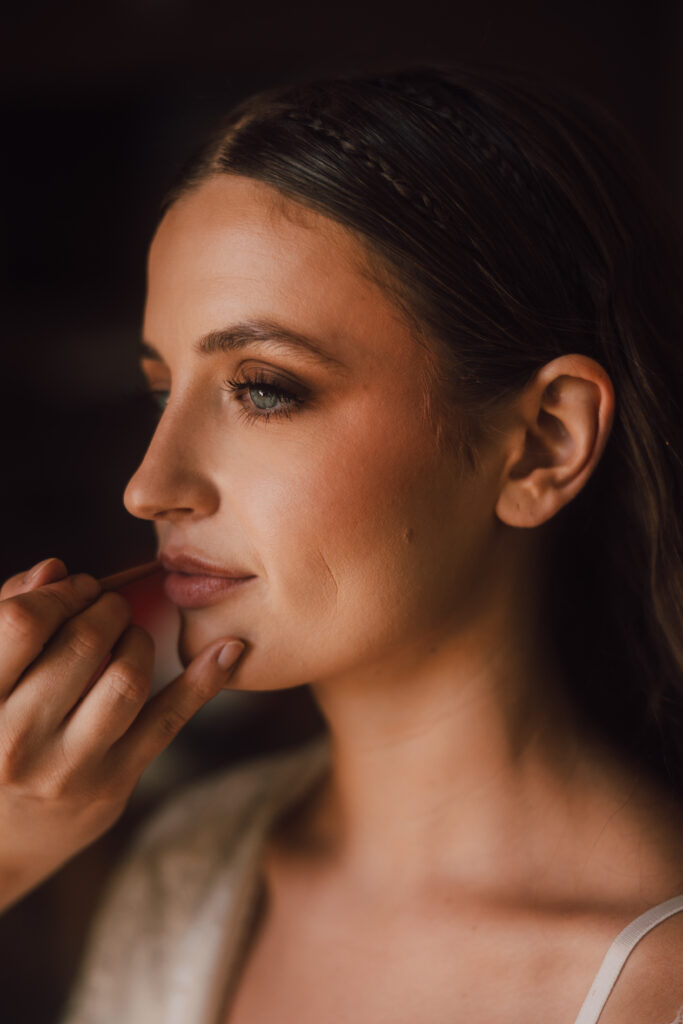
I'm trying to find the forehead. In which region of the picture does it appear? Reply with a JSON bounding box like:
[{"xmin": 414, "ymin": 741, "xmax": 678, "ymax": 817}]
[{"xmin": 144, "ymin": 175, "xmax": 421, "ymax": 367}]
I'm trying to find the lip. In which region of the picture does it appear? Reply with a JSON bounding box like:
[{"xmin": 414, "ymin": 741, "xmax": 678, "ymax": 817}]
[
  {"xmin": 159, "ymin": 549, "xmax": 256, "ymax": 609},
  {"xmin": 160, "ymin": 550, "xmax": 255, "ymax": 578}
]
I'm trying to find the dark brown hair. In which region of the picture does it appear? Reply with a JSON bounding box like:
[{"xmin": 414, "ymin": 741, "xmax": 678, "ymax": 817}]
[{"xmin": 161, "ymin": 62, "xmax": 683, "ymax": 794}]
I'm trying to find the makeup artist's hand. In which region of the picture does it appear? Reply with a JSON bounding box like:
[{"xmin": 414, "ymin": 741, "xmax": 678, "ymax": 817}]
[{"xmin": 0, "ymin": 556, "xmax": 245, "ymax": 914}]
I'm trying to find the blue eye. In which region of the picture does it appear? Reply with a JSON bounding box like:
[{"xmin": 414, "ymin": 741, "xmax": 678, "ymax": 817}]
[
  {"xmin": 222, "ymin": 372, "xmax": 306, "ymax": 423},
  {"xmin": 249, "ymin": 387, "xmax": 281, "ymax": 411},
  {"xmin": 145, "ymin": 374, "xmax": 307, "ymax": 425}
]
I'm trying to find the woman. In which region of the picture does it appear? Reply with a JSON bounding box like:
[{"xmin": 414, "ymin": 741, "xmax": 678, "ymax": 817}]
[{"xmin": 1, "ymin": 63, "xmax": 682, "ymax": 1022}]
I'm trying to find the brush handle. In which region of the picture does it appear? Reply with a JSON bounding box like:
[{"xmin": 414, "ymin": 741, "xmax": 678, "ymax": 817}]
[{"xmin": 97, "ymin": 560, "xmax": 163, "ymax": 592}]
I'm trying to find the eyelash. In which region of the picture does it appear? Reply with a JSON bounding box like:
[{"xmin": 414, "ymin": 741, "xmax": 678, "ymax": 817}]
[
  {"xmin": 147, "ymin": 371, "xmax": 306, "ymax": 425},
  {"xmin": 222, "ymin": 371, "xmax": 306, "ymax": 424}
]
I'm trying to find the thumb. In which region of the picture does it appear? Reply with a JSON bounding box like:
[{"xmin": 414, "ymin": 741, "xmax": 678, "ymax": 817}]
[{"xmin": 121, "ymin": 638, "xmax": 246, "ymax": 778}]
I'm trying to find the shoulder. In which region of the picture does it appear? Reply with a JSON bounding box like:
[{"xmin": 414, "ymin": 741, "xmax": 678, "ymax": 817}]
[{"xmin": 601, "ymin": 905, "xmax": 683, "ymax": 1024}]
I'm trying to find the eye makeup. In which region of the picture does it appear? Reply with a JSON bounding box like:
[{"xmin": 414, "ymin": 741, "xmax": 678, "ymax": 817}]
[
  {"xmin": 141, "ymin": 368, "xmax": 310, "ymax": 425},
  {"xmin": 222, "ymin": 370, "xmax": 307, "ymax": 423}
]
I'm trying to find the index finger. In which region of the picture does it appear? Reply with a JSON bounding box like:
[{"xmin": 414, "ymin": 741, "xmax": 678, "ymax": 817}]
[
  {"xmin": 115, "ymin": 639, "xmax": 245, "ymax": 780},
  {"xmin": 0, "ymin": 573, "xmax": 103, "ymax": 696},
  {"xmin": 0, "ymin": 558, "xmax": 68, "ymax": 601}
]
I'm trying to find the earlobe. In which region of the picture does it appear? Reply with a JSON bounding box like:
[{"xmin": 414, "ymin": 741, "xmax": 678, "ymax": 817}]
[{"xmin": 495, "ymin": 355, "xmax": 615, "ymax": 529}]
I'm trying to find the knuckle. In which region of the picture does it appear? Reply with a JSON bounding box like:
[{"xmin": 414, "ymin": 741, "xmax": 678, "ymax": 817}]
[
  {"xmin": 191, "ymin": 683, "xmax": 214, "ymax": 707},
  {"xmin": 64, "ymin": 621, "xmax": 106, "ymax": 660},
  {"xmin": 98, "ymin": 748, "xmax": 136, "ymax": 797},
  {"xmin": 157, "ymin": 706, "xmax": 187, "ymax": 741},
  {"xmin": 0, "ymin": 597, "xmax": 43, "ymax": 643},
  {"xmin": 0, "ymin": 727, "xmax": 33, "ymax": 782},
  {"xmin": 101, "ymin": 591, "xmax": 132, "ymax": 620},
  {"xmin": 31, "ymin": 768, "xmax": 67, "ymax": 802},
  {"xmin": 120, "ymin": 624, "xmax": 155, "ymax": 668},
  {"xmin": 0, "ymin": 749, "xmax": 21, "ymax": 784},
  {"xmin": 188, "ymin": 672, "xmax": 220, "ymax": 702},
  {"xmin": 106, "ymin": 660, "xmax": 151, "ymax": 705},
  {"xmin": 126, "ymin": 623, "xmax": 154, "ymax": 651},
  {"xmin": 40, "ymin": 584, "xmax": 79, "ymax": 619},
  {"xmin": 0, "ymin": 572, "xmax": 26, "ymax": 600}
]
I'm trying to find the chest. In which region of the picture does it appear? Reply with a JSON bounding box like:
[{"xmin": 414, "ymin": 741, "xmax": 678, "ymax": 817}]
[{"xmin": 220, "ymin": 891, "xmax": 614, "ymax": 1024}]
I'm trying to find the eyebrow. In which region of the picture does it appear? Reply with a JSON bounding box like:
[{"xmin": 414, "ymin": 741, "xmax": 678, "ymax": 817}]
[{"xmin": 139, "ymin": 318, "xmax": 348, "ymax": 370}]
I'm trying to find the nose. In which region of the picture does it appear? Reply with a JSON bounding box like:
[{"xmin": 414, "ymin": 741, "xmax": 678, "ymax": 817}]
[{"xmin": 123, "ymin": 400, "xmax": 220, "ymax": 524}]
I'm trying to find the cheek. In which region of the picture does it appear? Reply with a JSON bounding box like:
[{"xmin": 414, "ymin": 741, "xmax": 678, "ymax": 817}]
[
  {"xmin": 176, "ymin": 413, "xmax": 485, "ymax": 686},
  {"xmin": 283, "ymin": 436, "xmax": 464, "ymax": 643}
]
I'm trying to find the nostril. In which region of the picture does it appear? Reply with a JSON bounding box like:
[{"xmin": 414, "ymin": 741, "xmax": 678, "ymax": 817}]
[{"xmin": 152, "ymin": 507, "xmax": 194, "ymax": 520}]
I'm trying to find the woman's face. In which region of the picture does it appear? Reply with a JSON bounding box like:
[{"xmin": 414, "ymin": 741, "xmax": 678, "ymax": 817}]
[{"xmin": 125, "ymin": 175, "xmax": 504, "ymax": 690}]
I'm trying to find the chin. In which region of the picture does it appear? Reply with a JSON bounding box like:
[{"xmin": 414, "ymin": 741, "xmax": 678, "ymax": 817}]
[
  {"xmin": 177, "ymin": 640, "xmax": 193, "ymax": 670},
  {"xmin": 177, "ymin": 619, "xmax": 320, "ymax": 693}
]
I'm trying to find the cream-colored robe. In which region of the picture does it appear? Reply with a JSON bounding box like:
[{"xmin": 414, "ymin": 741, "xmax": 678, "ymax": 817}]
[{"xmin": 59, "ymin": 735, "xmax": 331, "ymax": 1024}]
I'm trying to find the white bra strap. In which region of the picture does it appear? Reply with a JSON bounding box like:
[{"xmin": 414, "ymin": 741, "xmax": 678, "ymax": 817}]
[{"xmin": 573, "ymin": 894, "xmax": 683, "ymax": 1024}]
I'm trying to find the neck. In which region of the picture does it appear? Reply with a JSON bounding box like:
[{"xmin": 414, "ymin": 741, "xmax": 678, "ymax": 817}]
[
  {"xmin": 294, "ymin": 557, "xmax": 682, "ymax": 909},
  {"xmin": 312, "ymin": 615, "xmax": 574, "ymax": 878}
]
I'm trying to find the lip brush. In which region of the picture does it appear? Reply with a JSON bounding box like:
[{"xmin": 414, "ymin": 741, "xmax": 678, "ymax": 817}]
[{"xmin": 97, "ymin": 559, "xmax": 163, "ymax": 592}]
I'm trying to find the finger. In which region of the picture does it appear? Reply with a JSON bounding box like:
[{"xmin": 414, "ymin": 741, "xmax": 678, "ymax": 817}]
[
  {"xmin": 0, "ymin": 558, "xmax": 68, "ymax": 601},
  {"xmin": 3, "ymin": 592, "xmax": 132, "ymax": 735},
  {"xmin": 116, "ymin": 639, "xmax": 246, "ymax": 780},
  {"xmin": 0, "ymin": 573, "xmax": 102, "ymax": 696},
  {"xmin": 61, "ymin": 624, "xmax": 155, "ymax": 763}
]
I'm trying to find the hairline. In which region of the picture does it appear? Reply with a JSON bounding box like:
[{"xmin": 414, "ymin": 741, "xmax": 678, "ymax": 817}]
[{"xmin": 163, "ymin": 168, "xmax": 487, "ymax": 473}]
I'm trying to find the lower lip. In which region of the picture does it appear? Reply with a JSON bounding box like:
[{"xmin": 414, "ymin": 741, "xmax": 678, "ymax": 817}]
[{"xmin": 163, "ymin": 572, "xmax": 255, "ymax": 608}]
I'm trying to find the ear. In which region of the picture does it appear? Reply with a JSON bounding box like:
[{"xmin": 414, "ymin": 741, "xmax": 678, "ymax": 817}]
[{"xmin": 495, "ymin": 354, "xmax": 615, "ymax": 528}]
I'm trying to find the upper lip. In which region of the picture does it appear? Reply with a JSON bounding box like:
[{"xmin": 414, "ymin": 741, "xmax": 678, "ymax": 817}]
[{"xmin": 159, "ymin": 550, "xmax": 255, "ymax": 578}]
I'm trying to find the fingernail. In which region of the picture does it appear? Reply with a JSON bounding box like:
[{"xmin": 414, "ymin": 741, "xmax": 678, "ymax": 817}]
[
  {"xmin": 216, "ymin": 640, "xmax": 246, "ymax": 670},
  {"xmin": 72, "ymin": 574, "xmax": 102, "ymax": 600},
  {"xmin": 23, "ymin": 558, "xmax": 55, "ymax": 584}
]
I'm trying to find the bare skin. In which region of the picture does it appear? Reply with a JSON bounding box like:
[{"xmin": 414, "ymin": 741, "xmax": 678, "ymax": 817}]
[
  {"xmin": 223, "ymin": 744, "xmax": 683, "ymax": 1023},
  {"xmin": 124, "ymin": 174, "xmax": 683, "ymax": 1022}
]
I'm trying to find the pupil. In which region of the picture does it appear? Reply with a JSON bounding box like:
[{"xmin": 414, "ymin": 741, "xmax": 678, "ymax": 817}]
[{"xmin": 251, "ymin": 387, "xmax": 278, "ymax": 410}]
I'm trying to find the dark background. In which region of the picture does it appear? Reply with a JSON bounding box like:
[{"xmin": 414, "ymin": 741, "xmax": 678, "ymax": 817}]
[{"xmin": 2, "ymin": 1, "xmax": 683, "ymax": 1020}]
